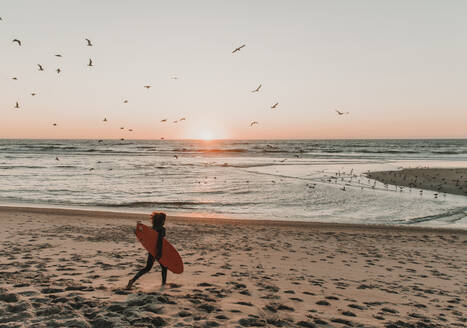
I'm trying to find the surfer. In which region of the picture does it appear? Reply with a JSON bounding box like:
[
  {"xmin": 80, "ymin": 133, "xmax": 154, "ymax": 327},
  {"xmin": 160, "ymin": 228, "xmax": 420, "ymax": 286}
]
[{"xmin": 127, "ymin": 212, "xmax": 168, "ymax": 289}]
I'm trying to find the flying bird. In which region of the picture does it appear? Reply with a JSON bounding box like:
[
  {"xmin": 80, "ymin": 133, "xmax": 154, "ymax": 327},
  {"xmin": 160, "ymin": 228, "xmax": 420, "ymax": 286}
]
[
  {"xmin": 172, "ymin": 76, "xmax": 179, "ymax": 80},
  {"xmin": 123, "ymin": 100, "xmax": 128, "ymax": 103},
  {"xmin": 52, "ymin": 123, "xmax": 57, "ymax": 126},
  {"xmin": 271, "ymin": 102, "xmax": 279, "ymax": 109},
  {"xmin": 232, "ymin": 44, "xmax": 245, "ymax": 53},
  {"xmin": 160, "ymin": 119, "xmax": 167, "ymax": 122},
  {"xmin": 128, "ymin": 129, "xmax": 133, "ymax": 132},
  {"xmin": 103, "ymin": 118, "xmax": 107, "ymax": 122},
  {"xmin": 88, "ymin": 58, "xmax": 93, "ymax": 67},
  {"xmin": 12, "ymin": 77, "xmax": 18, "ymax": 80},
  {"xmin": 56, "ymin": 68, "xmax": 61, "ymax": 74},
  {"xmin": 251, "ymin": 84, "xmax": 262, "ymax": 93},
  {"xmin": 37, "ymin": 64, "xmax": 44, "ymax": 71},
  {"xmin": 55, "ymin": 54, "xmax": 62, "ymax": 57},
  {"xmin": 85, "ymin": 38, "xmax": 92, "ymax": 46},
  {"xmin": 12, "ymin": 39, "xmax": 21, "ymax": 46},
  {"xmin": 179, "ymin": 117, "xmax": 186, "ymax": 121},
  {"xmin": 173, "ymin": 120, "xmax": 178, "ymax": 123},
  {"xmin": 144, "ymin": 85, "xmax": 151, "ymax": 89},
  {"xmin": 120, "ymin": 127, "xmax": 124, "ymax": 129},
  {"xmin": 335, "ymin": 109, "xmax": 349, "ymax": 115},
  {"xmin": 250, "ymin": 121, "xmax": 259, "ymax": 126},
  {"xmin": 14, "ymin": 102, "xmax": 19, "ymax": 109},
  {"xmin": 31, "ymin": 93, "xmax": 37, "ymax": 96}
]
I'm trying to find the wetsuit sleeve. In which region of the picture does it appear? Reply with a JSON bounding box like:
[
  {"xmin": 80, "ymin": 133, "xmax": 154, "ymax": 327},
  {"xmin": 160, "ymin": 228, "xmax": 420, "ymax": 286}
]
[{"xmin": 155, "ymin": 227, "xmax": 166, "ymax": 260}]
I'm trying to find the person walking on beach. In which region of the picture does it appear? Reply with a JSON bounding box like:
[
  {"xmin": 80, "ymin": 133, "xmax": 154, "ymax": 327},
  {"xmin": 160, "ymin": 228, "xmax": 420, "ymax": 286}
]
[{"xmin": 127, "ymin": 212, "xmax": 168, "ymax": 289}]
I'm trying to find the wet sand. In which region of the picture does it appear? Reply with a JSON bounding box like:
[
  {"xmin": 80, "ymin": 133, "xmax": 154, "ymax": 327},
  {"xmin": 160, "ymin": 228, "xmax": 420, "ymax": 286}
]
[
  {"xmin": 0, "ymin": 206, "xmax": 466, "ymax": 327},
  {"xmin": 368, "ymin": 168, "xmax": 467, "ymax": 196}
]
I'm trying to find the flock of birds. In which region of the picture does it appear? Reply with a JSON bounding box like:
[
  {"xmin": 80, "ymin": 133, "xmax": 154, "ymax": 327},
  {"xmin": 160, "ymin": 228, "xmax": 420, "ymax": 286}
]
[{"xmin": 6, "ymin": 23, "xmax": 349, "ymax": 136}]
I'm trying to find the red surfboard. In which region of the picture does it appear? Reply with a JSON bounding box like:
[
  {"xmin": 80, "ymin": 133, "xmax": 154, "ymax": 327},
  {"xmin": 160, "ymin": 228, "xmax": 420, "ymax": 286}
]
[{"xmin": 134, "ymin": 222, "xmax": 184, "ymax": 274}]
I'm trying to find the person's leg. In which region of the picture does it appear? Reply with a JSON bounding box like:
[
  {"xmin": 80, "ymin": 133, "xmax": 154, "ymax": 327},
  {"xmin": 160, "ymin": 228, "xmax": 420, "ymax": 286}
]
[
  {"xmin": 160, "ymin": 264, "xmax": 167, "ymax": 285},
  {"xmin": 127, "ymin": 254, "xmax": 154, "ymax": 289}
]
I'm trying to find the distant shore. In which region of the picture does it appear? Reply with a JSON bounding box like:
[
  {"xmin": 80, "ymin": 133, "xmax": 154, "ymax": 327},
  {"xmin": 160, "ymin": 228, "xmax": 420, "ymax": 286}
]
[{"xmin": 368, "ymin": 168, "xmax": 467, "ymax": 196}]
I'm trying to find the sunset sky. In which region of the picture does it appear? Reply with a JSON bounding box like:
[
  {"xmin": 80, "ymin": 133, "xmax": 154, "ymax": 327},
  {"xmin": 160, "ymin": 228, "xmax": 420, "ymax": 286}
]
[{"xmin": 1, "ymin": 1, "xmax": 467, "ymax": 140}]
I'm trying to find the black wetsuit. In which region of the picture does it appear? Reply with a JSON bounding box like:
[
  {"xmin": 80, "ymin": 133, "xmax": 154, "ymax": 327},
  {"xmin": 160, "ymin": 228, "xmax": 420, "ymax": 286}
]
[{"xmin": 130, "ymin": 225, "xmax": 168, "ymax": 284}]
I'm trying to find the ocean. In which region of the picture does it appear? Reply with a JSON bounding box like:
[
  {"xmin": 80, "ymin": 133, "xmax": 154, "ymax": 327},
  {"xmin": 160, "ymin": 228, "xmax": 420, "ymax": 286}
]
[{"xmin": 1, "ymin": 139, "xmax": 467, "ymax": 228}]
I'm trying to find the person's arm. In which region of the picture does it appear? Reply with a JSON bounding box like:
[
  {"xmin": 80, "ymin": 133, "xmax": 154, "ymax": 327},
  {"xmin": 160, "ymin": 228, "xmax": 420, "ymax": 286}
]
[{"xmin": 155, "ymin": 227, "xmax": 165, "ymax": 260}]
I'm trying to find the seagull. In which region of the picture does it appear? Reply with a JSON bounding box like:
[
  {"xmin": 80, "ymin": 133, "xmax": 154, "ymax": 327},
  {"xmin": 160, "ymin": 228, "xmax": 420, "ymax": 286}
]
[
  {"xmin": 56, "ymin": 68, "xmax": 61, "ymax": 74},
  {"xmin": 123, "ymin": 100, "xmax": 128, "ymax": 103},
  {"xmin": 251, "ymin": 84, "xmax": 262, "ymax": 93},
  {"xmin": 14, "ymin": 102, "xmax": 20, "ymax": 109},
  {"xmin": 271, "ymin": 102, "xmax": 279, "ymax": 109},
  {"xmin": 31, "ymin": 93, "xmax": 37, "ymax": 96},
  {"xmin": 144, "ymin": 85, "xmax": 151, "ymax": 89},
  {"xmin": 250, "ymin": 121, "xmax": 259, "ymax": 126},
  {"xmin": 37, "ymin": 64, "xmax": 44, "ymax": 71},
  {"xmin": 179, "ymin": 117, "xmax": 186, "ymax": 121},
  {"xmin": 12, "ymin": 39, "xmax": 21, "ymax": 46},
  {"xmin": 335, "ymin": 109, "xmax": 349, "ymax": 115},
  {"xmin": 160, "ymin": 119, "xmax": 167, "ymax": 122},
  {"xmin": 103, "ymin": 118, "xmax": 107, "ymax": 122},
  {"xmin": 232, "ymin": 44, "xmax": 245, "ymax": 53},
  {"xmin": 88, "ymin": 58, "xmax": 93, "ymax": 67},
  {"xmin": 85, "ymin": 38, "xmax": 92, "ymax": 46},
  {"xmin": 55, "ymin": 54, "xmax": 62, "ymax": 57}
]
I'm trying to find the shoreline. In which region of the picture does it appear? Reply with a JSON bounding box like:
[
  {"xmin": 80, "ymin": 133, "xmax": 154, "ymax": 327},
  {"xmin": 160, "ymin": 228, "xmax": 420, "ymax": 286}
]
[
  {"xmin": 1, "ymin": 203, "xmax": 465, "ymax": 327},
  {"xmin": 368, "ymin": 167, "xmax": 467, "ymax": 196},
  {"xmin": 1, "ymin": 205, "xmax": 466, "ymax": 234}
]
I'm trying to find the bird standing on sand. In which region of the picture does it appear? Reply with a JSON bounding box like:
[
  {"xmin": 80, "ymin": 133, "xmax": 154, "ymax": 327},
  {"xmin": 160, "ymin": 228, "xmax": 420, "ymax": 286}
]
[
  {"xmin": 85, "ymin": 38, "xmax": 93, "ymax": 46},
  {"xmin": 250, "ymin": 121, "xmax": 259, "ymax": 126},
  {"xmin": 252, "ymin": 84, "xmax": 262, "ymax": 93},
  {"xmin": 37, "ymin": 64, "xmax": 44, "ymax": 71},
  {"xmin": 88, "ymin": 58, "xmax": 93, "ymax": 67},
  {"xmin": 232, "ymin": 44, "xmax": 245, "ymax": 53},
  {"xmin": 12, "ymin": 39, "xmax": 21, "ymax": 46},
  {"xmin": 271, "ymin": 102, "xmax": 279, "ymax": 109},
  {"xmin": 14, "ymin": 102, "xmax": 20, "ymax": 109}
]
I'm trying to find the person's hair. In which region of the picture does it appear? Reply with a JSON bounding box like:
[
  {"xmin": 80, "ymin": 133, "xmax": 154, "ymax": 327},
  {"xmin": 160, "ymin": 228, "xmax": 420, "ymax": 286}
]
[{"xmin": 151, "ymin": 212, "xmax": 166, "ymax": 227}]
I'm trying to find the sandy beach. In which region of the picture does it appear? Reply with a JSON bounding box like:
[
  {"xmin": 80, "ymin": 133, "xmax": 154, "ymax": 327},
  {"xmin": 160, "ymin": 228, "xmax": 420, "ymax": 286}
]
[
  {"xmin": 0, "ymin": 206, "xmax": 465, "ymax": 327},
  {"xmin": 368, "ymin": 168, "xmax": 467, "ymax": 196}
]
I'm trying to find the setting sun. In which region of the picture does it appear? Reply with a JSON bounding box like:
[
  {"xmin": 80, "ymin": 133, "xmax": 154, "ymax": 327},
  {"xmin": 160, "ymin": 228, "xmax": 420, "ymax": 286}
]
[{"xmin": 199, "ymin": 130, "xmax": 214, "ymax": 141}]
